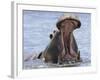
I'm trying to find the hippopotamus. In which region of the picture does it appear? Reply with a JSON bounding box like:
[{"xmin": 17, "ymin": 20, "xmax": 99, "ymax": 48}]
[{"xmin": 38, "ymin": 16, "xmax": 81, "ymax": 64}]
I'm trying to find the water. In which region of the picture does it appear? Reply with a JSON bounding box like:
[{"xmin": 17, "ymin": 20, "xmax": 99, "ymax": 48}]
[{"xmin": 23, "ymin": 10, "xmax": 91, "ymax": 69}]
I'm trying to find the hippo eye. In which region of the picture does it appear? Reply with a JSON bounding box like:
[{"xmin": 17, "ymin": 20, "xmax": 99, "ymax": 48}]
[{"xmin": 53, "ymin": 30, "xmax": 56, "ymax": 33}]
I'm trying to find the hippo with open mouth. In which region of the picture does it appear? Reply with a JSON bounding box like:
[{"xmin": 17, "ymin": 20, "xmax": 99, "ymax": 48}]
[{"xmin": 38, "ymin": 14, "xmax": 81, "ymax": 64}]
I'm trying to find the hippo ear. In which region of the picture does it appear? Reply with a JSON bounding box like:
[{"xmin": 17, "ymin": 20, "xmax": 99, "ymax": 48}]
[
  {"xmin": 77, "ymin": 20, "xmax": 81, "ymax": 28},
  {"xmin": 49, "ymin": 34, "xmax": 53, "ymax": 39}
]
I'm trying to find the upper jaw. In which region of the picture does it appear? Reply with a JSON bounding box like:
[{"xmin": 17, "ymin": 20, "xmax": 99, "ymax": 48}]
[{"xmin": 56, "ymin": 18, "xmax": 81, "ymax": 30}]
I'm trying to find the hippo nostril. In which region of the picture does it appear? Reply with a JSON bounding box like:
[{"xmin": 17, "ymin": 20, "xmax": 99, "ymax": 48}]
[{"xmin": 77, "ymin": 21, "xmax": 81, "ymax": 28}]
